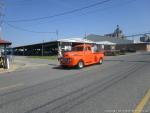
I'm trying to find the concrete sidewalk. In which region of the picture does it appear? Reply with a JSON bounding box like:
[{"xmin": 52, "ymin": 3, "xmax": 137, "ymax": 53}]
[
  {"xmin": 0, "ymin": 56, "xmax": 57, "ymax": 74},
  {"xmin": 14, "ymin": 56, "xmax": 59, "ymax": 69},
  {"xmin": 0, "ymin": 64, "xmax": 19, "ymax": 74}
]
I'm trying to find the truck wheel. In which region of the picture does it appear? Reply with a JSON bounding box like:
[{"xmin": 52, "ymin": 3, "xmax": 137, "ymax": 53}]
[
  {"xmin": 77, "ymin": 60, "xmax": 84, "ymax": 69},
  {"xmin": 98, "ymin": 58, "xmax": 103, "ymax": 65}
]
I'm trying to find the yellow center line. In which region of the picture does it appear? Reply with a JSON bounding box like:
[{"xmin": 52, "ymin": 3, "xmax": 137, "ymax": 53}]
[
  {"xmin": 0, "ymin": 83, "xmax": 24, "ymax": 91},
  {"xmin": 133, "ymin": 89, "xmax": 150, "ymax": 113}
]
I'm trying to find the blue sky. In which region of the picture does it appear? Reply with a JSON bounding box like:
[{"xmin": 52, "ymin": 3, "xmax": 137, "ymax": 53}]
[{"xmin": 1, "ymin": 0, "xmax": 150, "ymax": 46}]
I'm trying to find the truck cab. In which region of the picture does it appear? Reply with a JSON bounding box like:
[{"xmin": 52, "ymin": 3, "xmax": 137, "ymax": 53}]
[{"xmin": 59, "ymin": 44, "xmax": 104, "ymax": 69}]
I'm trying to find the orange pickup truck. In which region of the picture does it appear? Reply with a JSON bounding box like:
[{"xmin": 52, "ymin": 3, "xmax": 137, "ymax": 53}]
[{"xmin": 59, "ymin": 44, "xmax": 104, "ymax": 69}]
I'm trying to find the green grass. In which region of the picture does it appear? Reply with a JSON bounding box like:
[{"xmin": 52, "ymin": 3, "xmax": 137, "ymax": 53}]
[{"xmin": 27, "ymin": 56, "xmax": 57, "ymax": 60}]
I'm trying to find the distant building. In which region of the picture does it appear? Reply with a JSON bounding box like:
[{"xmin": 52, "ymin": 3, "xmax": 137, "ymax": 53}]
[
  {"xmin": 0, "ymin": 38, "xmax": 12, "ymax": 68},
  {"xmin": 140, "ymin": 34, "xmax": 150, "ymax": 42},
  {"xmin": 0, "ymin": 38, "xmax": 12, "ymax": 56},
  {"xmin": 13, "ymin": 25, "xmax": 150, "ymax": 56},
  {"xmin": 13, "ymin": 38, "xmax": 94, "ymax": 56},
  {"xmin": 104, "ymin": 25, "xmax": 125, "ymax": 39},
  {"xmin": 86, "ymin": 34, "xmax": 133, "ymax": 44}
]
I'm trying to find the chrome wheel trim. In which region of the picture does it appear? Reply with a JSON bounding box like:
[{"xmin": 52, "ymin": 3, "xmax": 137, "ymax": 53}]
[
  {"xmin": 78, "ymin": 61, "xmax": 83, "ymax": 68},
  {"xmin": 99, "ymin": 59, "xmax": 103, "ymax": 64}
]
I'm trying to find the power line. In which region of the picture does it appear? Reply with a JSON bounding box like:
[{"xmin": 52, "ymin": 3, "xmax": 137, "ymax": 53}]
[
  {"xmin": 5, "ymin": 0, "xmax": 111, "ymax": 23},
  {"xmin": 7, "ymin": 0, "xmax": 137, "ymax": 27},
  {"xmin": 5, "ymin": 22, "xmax": 56, "ymax": 34},
  {"xmin": 81, "ymin": 0, "xmax": 137, "ymax": 15},
  {"xmin": 4, "ymin": 0, "xmax": 138, "ymax": 34}
]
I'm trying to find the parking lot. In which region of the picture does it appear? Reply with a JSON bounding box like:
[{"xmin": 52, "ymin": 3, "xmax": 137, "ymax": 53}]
[{"xmin": 0, "ymin": 52, "xmax": 150, "ymax": 113}]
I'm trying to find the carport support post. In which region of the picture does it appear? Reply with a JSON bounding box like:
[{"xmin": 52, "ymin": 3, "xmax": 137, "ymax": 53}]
[
  {"xmin": 23, "ymin": 47, "xmax": 25, "ymax": 56},
  {"xmin": 57, "ymin": 41, "xmax": 59, "ymax": 55},
  {"xmin": 4, "ymin": 44, "xmax": 7, "ymax": 69},
  {"xmin": 56, "ymin": 30, "xmax": 59, "ymax": 56},
  {"xmin": 42, "ymin": 40, "xmax": 44, "ymax": 56}
]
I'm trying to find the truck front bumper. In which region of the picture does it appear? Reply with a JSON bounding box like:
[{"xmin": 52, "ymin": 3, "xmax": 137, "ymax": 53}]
[{"xmin": 59, "ymin": 58, "xmax": 76, "ymax": 67}]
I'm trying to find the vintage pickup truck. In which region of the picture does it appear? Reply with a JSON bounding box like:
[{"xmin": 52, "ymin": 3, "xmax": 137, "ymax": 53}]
[{"xmin": 59, "ymin": 44, "xmax": 104, "ymax": 69}]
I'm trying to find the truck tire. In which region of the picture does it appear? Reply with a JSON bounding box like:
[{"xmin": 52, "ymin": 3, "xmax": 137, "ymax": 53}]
[
  {"xmin": 77, "ymin": 60, "xmax": 84, "ymax": 69},
  {"xmin": 61, "ymin": 65, "xmax": 67, "ymax": 68},
  {"xmin": 98, "ymin": 58, "xmax": 103, "ymax": 65}
]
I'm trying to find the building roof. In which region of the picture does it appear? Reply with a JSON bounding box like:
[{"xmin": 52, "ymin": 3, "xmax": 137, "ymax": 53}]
[
  {"xmin": 14, "ymin": 38, "xmax": 93, "ymax": 48},
  {"xmin": 14, "ymin": 41, "xmax": 57, "ymax": 48},
  {"xmin": 57, "ymin": 38, "xmax": 94, "ymax": 43},
  {"xmin": 0, "ymin": 39, "xmax": 12, "ymax": 45},
  {"xmin": 86, "ymin": 34, "xmax": 133, "ymax": 44},
  {"xmin": 96, "ymin": 41, "xmax": 116, "ymax": 45}
]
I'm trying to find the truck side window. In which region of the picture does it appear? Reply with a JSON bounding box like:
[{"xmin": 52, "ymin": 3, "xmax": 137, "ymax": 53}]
[
  {"xmin": 87, "ymin": 47, "xmax": 91, "ymax": 51},
  {"xmin": 84, "ymin": 47, "xmax": 88, "ymax": 51},
  {"xmin": 84, "ymin": 47, "xmax": 91, "ymax": 51}
]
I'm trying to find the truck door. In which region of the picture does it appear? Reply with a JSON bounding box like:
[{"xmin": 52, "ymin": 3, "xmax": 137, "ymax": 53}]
[{"xmin": 84, "ymin": 47, "xmax": 93, "ymax": 64}]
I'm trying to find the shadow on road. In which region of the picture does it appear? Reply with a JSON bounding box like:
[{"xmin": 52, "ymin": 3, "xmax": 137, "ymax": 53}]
[
  {"xmin": 48, "ymin": 64, "xmax": 71, "ymax": 70},
  {"xmin": 52, "ymin": 66, "xmax": 77, "ymax": 70},
  {"xmin": 52, "ymin": 63, "xmax": 99, "ymax": 70}
]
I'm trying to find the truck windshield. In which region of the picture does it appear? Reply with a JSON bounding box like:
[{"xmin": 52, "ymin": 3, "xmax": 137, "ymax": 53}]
[{"xmin": 72, "ymin": 47, "xmax": 83, "ymax": 51}]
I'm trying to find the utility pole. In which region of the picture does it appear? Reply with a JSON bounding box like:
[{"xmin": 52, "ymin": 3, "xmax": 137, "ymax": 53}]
[
  {"xmin": 56, "ymin": 29, "xmax": 59, "ymax": 40},
  {"xmin": 56, "ymin": 29, "xmax": 60, "ymax": 57},
  {"xmin": 0, "ymin": 0, "xmax": 7, "ymax": 69},
  {"xmin": 0, "ymin": 0, "xmax": 4, "ymax": 39}
]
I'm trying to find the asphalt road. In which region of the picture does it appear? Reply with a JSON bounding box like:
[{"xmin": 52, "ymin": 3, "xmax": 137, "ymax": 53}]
[{"xmin": 0, "ymin": 52, "xmax": 150, "ymax": 113}]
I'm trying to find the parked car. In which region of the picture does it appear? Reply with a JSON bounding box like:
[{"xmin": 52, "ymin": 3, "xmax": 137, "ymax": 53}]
[{"xmin": 127, "ymin": 48, "xmax": 136, "ymax": 52}]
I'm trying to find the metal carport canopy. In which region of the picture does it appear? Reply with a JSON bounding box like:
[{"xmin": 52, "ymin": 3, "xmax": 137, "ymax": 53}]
[{"xmin": 57, "ymin": 38, "xmax": 94, "ymax": 43}]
